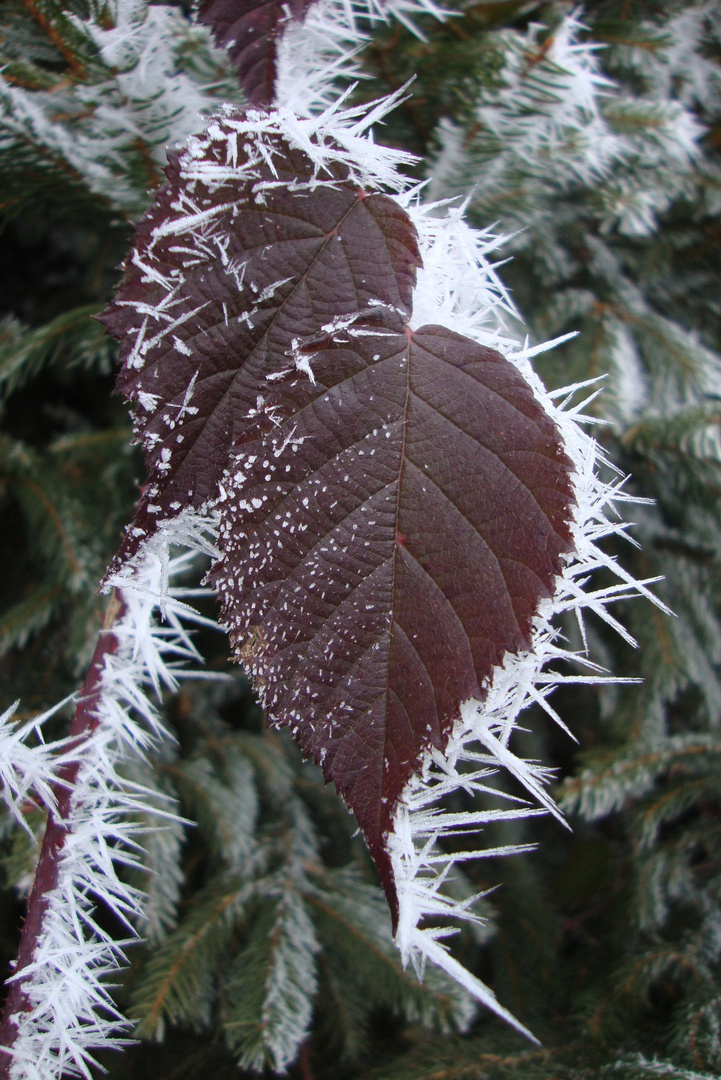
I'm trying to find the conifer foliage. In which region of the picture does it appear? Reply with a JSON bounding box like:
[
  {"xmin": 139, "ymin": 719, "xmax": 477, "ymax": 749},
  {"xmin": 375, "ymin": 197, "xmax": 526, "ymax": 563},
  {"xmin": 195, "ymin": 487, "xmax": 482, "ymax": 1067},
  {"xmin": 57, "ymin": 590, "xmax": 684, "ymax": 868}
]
[{"xmin": 0, "ymin": 2, "xmax": 719, "ymax": 1080}]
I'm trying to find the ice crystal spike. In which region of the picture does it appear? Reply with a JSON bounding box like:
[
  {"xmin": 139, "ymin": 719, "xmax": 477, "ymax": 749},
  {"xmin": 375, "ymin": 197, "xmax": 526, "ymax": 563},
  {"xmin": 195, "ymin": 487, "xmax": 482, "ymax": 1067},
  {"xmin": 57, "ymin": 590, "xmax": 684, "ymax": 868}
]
[
  {"xmin": 198, "ymin": 0, "xmax": 449, "ymax": 110},
  {"xmin": 198, "ymin": 0, "xmax": 317, "ymax": 105}
]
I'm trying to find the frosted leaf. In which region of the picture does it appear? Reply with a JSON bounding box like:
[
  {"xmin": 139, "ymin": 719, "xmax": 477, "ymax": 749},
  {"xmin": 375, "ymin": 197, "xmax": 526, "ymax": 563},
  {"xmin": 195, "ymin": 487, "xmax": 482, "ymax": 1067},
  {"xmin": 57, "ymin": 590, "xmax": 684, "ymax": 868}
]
[
  {"xmin": 209, "ymin": 321, "xmax": 573, "ymax": 916},
  {"xmin": 102, "ymin": 112, "xmax": 420, "ymax": 571}
]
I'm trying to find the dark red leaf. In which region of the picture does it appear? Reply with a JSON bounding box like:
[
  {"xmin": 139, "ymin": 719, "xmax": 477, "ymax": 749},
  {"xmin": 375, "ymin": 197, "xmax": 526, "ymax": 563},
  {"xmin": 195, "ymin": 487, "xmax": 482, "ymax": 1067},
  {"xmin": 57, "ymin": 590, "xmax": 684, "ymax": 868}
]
[
  {"xmin": 208, "ymin": 319, "xmax": 574, "ymax": 917},
  {"xmin": 103, "ymin": 117, "xmax": 574, "ymax": 920},
  {"xmin": 102, "ymin": 119, "xmax": 420, "ymax": 570},
  {"xmin": 198, "ymin": 0, "xmax": 317, "ymax": 105}
]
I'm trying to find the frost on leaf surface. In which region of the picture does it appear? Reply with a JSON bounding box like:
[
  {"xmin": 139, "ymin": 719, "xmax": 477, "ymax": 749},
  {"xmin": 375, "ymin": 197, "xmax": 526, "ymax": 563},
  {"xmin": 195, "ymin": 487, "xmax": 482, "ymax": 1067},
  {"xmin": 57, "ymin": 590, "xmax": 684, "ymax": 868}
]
[
  {"xmin": 211, "ymin": 319, "xmax": 574, "ymax": 917},
  {"xmin": 198, "ymin": 0, "xmax": 316, "ymax": 104},
  {"xmin": 102, "ymin": 113, "xmax": 420, "ymax": 571},
  {"xmin": 104, "ymin": 115, "xmax": 574, "ymax": 922}
]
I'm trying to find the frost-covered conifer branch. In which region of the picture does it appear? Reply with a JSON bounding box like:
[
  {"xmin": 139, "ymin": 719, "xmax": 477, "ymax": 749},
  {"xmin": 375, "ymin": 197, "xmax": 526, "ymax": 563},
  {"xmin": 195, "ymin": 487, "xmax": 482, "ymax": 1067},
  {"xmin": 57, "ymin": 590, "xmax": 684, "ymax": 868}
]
[
  {"xmin": 0, "ymin": 537, "xmax": 218, "ymax": 1080},
  {"xmin": 0, "ymin": 0, "xmax": 236, "ymax": 219},
  {"xmin": 428, "ymin": 8, "xmax": 706, "ymax": 237},
  {"xmin": 427, "ymin": 9, "xmax": 621, "ymax": 206}
]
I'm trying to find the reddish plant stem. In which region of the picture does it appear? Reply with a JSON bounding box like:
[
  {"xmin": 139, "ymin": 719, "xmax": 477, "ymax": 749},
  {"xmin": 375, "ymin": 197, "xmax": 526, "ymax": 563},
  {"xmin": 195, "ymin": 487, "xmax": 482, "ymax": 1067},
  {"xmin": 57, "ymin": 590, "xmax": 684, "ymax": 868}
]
[
  {"xmin": 299, "ymin": 1042, "xmax": 314, "ymax": 1080},
  {"xmin": 0, "ymin": 592, "xmax": 125, "ymax": 1073}
]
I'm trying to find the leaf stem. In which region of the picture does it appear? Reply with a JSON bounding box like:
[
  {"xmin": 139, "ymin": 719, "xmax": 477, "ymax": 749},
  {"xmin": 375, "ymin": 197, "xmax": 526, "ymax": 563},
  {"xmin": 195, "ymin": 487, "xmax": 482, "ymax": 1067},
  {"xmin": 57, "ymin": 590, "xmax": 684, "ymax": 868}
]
[{"xmin": 299, "ymin": 1041, "xmax": 314, "ymax": 1080}]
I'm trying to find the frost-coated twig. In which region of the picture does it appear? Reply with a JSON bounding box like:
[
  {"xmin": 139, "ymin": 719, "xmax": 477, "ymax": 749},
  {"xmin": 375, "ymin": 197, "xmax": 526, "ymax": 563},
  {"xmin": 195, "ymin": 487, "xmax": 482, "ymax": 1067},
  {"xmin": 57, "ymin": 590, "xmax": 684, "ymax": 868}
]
[
  {"xmin": 0, "ymin": 540, "xmax": 216, "ymax": 1080},
  {"xmin": 0, "ymin": 593, "xmax": 125, "ymax": 1076}
]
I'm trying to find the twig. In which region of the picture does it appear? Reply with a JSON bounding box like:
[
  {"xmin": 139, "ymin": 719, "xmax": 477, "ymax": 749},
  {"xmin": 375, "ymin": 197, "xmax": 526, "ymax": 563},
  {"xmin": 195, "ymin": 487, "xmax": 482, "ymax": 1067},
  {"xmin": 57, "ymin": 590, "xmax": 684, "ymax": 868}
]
[{"xmin": 0, "ymin": 593, "xmax": 124, "ymax": 1074}]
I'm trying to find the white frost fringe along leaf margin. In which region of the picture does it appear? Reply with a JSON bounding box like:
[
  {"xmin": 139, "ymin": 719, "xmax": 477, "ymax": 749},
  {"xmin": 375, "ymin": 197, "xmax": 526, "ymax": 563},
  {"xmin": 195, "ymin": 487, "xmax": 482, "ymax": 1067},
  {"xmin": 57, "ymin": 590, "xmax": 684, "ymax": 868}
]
[
  {"xmin": 118, "ymin": 94, "xmax": 666, "ymax": 1037},
  {"xmin": 388, "ymin": 195, "xmax": 671, "ymax": 1037},
  {"xmin": 0, "ymin": 533, "xmax": 219, "ymax": 1080}
]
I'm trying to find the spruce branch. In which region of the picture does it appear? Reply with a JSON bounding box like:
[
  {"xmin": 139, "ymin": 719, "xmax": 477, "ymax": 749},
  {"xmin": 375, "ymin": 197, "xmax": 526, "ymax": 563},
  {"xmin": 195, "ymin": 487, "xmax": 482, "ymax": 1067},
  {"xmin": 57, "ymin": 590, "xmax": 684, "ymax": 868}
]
[{"xmin": 0, "ymin": 307, "xmax": 114, "ymax": 400}]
